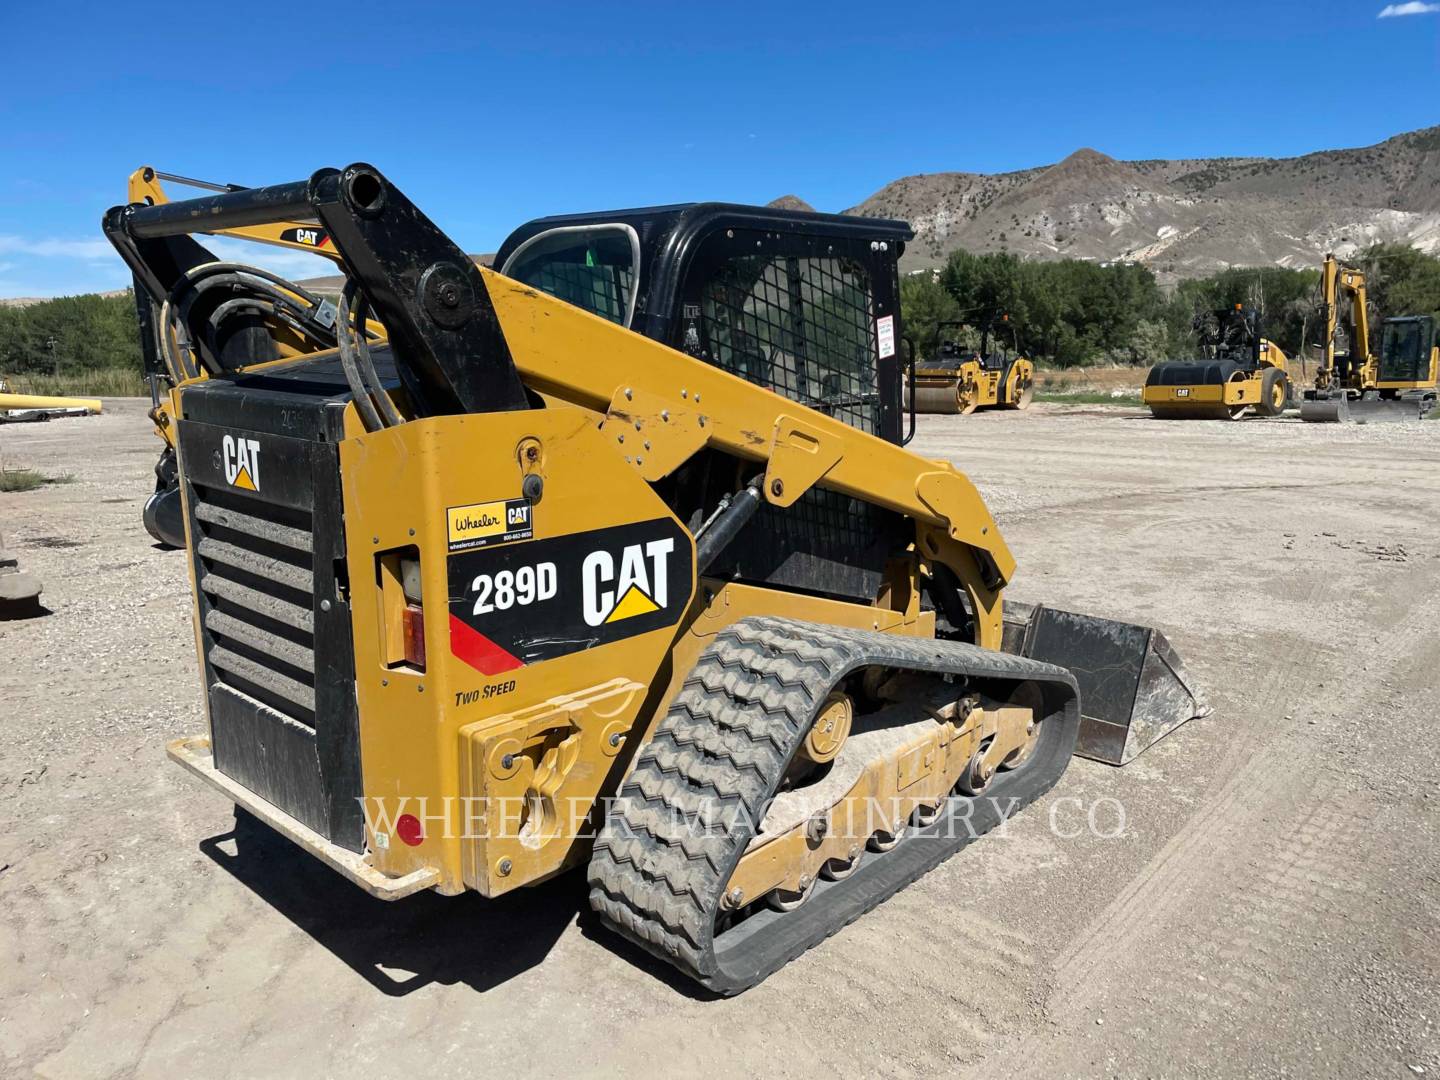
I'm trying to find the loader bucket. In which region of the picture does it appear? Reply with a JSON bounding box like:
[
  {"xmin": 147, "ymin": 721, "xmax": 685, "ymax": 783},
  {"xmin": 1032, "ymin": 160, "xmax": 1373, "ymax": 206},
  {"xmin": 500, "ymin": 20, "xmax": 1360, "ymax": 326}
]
[
  {"xmin": 1003, "ymin": 603, "xmax": 1208, "ymax": 765},
  {"xmin": 1301, "ymin": 390, "xmax": 1432, "ymax": 423}
]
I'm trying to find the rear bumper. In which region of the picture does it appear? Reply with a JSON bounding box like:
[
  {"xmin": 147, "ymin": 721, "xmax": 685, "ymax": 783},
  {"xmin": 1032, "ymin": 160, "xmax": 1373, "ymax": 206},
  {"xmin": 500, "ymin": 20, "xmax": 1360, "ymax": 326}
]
[{"xmin": 167, "ymin": 735, "xmax": 439, "ymax": 900}]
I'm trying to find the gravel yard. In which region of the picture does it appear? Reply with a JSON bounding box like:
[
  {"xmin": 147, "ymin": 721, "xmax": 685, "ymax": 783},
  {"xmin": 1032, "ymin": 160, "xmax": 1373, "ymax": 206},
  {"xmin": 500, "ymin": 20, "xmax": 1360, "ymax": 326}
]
[{"xmin": 2, "ymin": 399, "xmax": 1437, "ymax": 1079}]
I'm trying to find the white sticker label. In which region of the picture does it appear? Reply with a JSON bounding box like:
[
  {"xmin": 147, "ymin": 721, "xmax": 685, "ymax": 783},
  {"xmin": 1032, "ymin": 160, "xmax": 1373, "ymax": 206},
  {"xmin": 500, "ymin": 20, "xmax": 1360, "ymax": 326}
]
[{"xmin": 877, "ymin": 315, "xmax": 896, "ymax": 360}]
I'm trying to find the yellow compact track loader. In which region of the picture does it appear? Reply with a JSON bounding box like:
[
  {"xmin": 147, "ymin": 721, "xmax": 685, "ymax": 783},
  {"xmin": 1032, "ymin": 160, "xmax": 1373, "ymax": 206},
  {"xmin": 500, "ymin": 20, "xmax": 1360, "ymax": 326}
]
[
  {"xmin": 1301, "ymin": 254, "xmax": 1438, "ymax": 422},
  {"xmin": 105, "ymin": 164, "xmax": 1205, "ymax": 993},
  {"xmin": 903, "ymin": 318, "xmax": 1035, "ymax": 414},
  {"xmin": 1143, "ymin": 305, "xmax": 1290, "ymax": 420}
]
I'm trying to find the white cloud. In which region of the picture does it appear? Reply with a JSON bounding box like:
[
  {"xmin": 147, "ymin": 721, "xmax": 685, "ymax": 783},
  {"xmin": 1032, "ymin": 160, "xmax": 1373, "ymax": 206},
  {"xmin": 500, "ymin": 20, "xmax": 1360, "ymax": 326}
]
[
  {"xmin": 1378, "ymin": 2, "xmax": 1440, "ymax": 16},
  {"xmin": 0, "ymin": 235, "xmax": 116, "ymax": 260}
]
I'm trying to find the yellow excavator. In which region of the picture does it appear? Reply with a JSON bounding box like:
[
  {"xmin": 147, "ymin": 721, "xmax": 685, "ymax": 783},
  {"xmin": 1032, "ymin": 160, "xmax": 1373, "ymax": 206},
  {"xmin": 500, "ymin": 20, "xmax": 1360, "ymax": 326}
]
[
  {"xmin": 1142, "ymin": 305, "xmax": 1290, "ymax": 420},
  {"xmin": 1301, "ymin": 254, "xmax": 1438, "ymax": 422},
  {"xmin": 104, "ymin": 163, "xmax": 1205, "ymax": 993},
  {"xmin": 904, "ymin": 317, "xmax": 1035, "ymax": 414}
]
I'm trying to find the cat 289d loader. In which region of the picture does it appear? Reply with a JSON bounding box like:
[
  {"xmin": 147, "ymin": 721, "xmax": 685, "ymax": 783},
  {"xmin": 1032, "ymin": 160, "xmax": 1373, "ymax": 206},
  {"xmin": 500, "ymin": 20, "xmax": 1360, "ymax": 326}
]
[{"xmin": 103, "ymin": 164, "xmax": 1204, "ymax": 994}]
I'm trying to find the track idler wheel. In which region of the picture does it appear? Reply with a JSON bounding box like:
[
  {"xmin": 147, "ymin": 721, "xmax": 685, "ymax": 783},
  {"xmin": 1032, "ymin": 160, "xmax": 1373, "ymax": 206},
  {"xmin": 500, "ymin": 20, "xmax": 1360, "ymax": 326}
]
[
  {"xmin": 797, "ymin": 691, "xmax": 852, "ymax": 769},
  {"xmin": 955, "ymin": 744, "xmax": 994, "ymax": 796},
  {"xmin": 1000, "ymin": 716, "xmax": 1040, "ymax": 771}
]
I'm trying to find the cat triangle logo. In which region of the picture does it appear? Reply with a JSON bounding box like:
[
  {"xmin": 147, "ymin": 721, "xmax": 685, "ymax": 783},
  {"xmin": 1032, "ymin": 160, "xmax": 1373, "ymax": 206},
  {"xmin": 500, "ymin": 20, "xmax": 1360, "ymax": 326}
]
[
  {"xmin": 221, "ymin": 434, "xmax": 261, "ymax": 492},
  {"xmin": 605, "ymin": 583, "xmax": 660, "ymax": 623},
  {"xmin": 583, "ymin": 537, "xmax": 674, "ymax": 628}
]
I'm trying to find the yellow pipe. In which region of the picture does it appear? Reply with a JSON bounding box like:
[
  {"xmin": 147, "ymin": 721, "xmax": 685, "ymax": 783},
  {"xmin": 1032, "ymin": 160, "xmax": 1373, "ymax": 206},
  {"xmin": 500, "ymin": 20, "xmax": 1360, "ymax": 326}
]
[{"xmin": 0, "ymin": 393, "xmax": 103, "ymax": 414}]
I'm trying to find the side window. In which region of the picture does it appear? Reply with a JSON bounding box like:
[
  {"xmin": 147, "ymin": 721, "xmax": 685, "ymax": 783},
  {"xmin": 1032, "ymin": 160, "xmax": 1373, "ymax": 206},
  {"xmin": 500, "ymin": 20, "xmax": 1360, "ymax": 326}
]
[
  {"xmin": 691, "ymin": 249, "xmax": 879, "ymax": 434},
  {"xmin": 500, "ymin": 225, "xmax": 640, "ymax": 327}
]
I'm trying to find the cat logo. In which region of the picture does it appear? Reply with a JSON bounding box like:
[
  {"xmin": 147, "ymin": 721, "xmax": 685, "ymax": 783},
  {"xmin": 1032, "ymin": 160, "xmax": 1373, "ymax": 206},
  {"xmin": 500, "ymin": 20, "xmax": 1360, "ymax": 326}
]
[
  {"xmin": 279, "ymin": 226, "xmax": 330, "ymax": 248},
  {"xmin": 582, "ymin": 538, "xmax": 674, "ymax": 627},
  {"xmin": 222, "ymin": 434, "xmax": 261, "ymax": 491}
]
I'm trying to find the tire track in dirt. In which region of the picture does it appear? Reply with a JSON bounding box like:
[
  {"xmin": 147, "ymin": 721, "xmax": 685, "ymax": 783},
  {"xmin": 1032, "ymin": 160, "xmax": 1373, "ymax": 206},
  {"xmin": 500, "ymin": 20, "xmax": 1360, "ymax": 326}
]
[
  {"xmin": 794, "ymin": 900, "xmax": 1040, "ymax": 1070},
  {"xmin": 997, "ymin": 567, "xmax": 1434, "ymax": 1074}
]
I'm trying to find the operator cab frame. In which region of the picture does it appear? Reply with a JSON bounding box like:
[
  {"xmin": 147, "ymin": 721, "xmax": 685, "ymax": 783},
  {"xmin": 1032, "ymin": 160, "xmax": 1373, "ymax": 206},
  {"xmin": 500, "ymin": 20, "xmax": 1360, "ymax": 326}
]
[{"xmin": 496, "ymin": 203, "xmax": 913, "ymax": 446}]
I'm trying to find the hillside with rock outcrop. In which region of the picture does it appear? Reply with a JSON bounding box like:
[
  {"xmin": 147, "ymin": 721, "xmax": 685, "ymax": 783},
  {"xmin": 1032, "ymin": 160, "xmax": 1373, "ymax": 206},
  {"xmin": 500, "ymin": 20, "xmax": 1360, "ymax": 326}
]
[{"xmin": 825, "ymin": 125, "xmax": 1440, "ymax": 280}]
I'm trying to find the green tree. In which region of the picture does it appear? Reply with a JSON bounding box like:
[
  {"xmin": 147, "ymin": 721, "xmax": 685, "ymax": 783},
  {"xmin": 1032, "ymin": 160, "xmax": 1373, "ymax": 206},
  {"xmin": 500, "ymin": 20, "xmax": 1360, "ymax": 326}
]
[
  {"xmin": 1356, "ymin": 243, "xmax": 1440, "ymax": 326},
  {"xmin": 896, "ymin": 243, "xmax": 1436, "ymax": 372},
  {"xmin": 898, "ymin": 274, "xmax": 963, "ymax": 358},
  {"xmin": 0, "ymin": 292, "xmax": 142, "ymax": 376},
  {"xmin": 940, "ymin": 250, "xmax": 1028, "ymax": 328}
]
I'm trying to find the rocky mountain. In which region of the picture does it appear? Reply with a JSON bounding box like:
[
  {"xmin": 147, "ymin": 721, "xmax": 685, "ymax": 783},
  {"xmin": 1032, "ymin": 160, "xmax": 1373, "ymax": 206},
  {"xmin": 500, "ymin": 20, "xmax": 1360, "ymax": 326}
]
[
  {"xmin": 767, "ymin": 195, "xmax": 817, "ymax": 213},
  {"xmin": 834, "ymin": 125, "xmax": 1440, "ymax": 280}
]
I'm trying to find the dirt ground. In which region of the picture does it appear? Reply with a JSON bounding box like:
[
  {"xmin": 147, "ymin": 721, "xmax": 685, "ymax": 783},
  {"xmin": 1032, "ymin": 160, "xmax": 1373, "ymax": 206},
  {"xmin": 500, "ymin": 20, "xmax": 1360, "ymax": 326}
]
[{"xmin": 2, "ymin": 399, "xmax": 1437, "ymax": 1079}]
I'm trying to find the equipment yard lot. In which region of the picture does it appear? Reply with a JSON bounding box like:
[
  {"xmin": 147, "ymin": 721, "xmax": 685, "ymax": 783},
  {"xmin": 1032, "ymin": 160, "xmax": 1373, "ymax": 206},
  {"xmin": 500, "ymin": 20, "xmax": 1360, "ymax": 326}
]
[{"xmin": 2, "ymin": 399, "xmax": 1437, "ymax": 1079}]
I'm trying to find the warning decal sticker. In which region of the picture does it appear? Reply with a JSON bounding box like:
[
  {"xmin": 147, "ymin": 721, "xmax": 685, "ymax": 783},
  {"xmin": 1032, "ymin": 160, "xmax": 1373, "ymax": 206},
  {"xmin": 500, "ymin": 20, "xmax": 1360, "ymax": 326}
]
[
  {"xmin": 446, "ymin": 517, "xmax": 693, "ymax": 675},
  {"xmin": 876, "ymin": 314, "xmax": 896, "ymax": 360}
]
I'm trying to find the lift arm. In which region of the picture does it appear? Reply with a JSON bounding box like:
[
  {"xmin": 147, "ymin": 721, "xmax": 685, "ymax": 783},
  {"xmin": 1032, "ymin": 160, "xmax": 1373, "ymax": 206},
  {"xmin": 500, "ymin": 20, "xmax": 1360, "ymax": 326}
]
[{"xmin": 128, "ymin": 167, "xmax": 345, "ymax": 264}]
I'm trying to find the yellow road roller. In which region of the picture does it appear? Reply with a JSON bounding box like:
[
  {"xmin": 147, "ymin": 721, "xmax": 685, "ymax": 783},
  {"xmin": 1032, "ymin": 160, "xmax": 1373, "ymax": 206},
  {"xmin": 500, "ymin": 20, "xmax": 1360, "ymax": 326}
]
[
  {"xmin": 904, "ymin": 318, "xmax": 1034, "ymax": 414},
  {"xmin": 1143, "ymin": 306, "xmax": 1290, "ymax": 420}
]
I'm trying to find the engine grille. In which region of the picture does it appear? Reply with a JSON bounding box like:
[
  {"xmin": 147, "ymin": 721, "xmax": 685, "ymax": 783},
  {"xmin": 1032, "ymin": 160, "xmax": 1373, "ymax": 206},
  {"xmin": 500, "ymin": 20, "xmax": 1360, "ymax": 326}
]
[{"xmin": 192, "ymin": 483, "xmax": 318, "ymax": 725}]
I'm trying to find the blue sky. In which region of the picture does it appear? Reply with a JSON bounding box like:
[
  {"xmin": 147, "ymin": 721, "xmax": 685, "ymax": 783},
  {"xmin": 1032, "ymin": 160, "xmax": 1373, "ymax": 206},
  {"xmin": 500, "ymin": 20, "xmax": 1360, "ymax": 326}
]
[{"xmin": 0, "ymin": 0, "xmax": 1436, "ymax": 298}]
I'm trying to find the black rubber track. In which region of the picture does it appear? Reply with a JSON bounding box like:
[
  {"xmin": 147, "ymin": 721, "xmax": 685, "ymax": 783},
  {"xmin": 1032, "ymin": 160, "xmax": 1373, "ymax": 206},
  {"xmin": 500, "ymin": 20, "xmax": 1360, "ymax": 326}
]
[{"xmin": 587, "ymin": 616, "xmax": 1080, "ymax": 994}]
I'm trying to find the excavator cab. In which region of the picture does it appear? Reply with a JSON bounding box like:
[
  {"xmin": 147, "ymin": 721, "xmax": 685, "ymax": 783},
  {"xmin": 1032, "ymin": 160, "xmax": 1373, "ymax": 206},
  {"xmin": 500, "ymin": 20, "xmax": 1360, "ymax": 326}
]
[{"xmin": 1378, "ymin": 315, "xmax": 1436, "ymax": 385}]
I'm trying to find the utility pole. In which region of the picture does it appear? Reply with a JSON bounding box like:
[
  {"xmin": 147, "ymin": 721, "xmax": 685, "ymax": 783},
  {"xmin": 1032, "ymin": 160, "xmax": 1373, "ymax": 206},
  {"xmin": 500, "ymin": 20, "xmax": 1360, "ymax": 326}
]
[{"xmin": 46, "ymin": 335, "xmax": 59, "ymax": 378}]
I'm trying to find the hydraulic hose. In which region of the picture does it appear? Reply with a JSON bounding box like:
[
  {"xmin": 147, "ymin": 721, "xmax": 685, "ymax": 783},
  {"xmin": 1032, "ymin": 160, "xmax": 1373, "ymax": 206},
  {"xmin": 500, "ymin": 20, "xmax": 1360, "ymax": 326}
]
[
  {"xmin": 349, "ymin": 289, "xmax": 402, "ymax": 427},
  {"xmin": 336, "ymin": 285, "xmax": 383, "ymax": 433}
]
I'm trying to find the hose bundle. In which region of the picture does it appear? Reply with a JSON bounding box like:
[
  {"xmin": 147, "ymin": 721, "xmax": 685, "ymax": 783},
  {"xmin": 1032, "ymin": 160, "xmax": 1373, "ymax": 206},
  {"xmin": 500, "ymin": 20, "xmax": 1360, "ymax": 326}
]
[
  {"xmin": 154, "ymin": 261, "xmax": 400, "ymax": 431},
  {"xmin": 337, "ymin": 282, "xmax": 402, "ymax": 431}
]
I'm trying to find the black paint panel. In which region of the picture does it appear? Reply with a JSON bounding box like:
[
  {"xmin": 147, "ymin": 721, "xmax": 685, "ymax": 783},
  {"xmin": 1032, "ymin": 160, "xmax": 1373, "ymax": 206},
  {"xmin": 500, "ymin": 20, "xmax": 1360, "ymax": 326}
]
[{"xmin": 211, "ymin": 684, "xmax": 328, "ymax": 835}]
